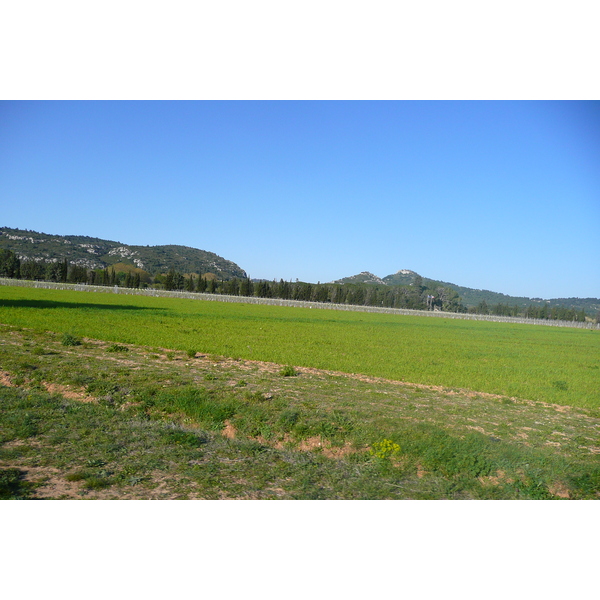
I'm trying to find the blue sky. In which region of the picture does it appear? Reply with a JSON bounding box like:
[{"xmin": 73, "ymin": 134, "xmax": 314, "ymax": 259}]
[{"xmin": 1, "ymin": 100, "xmax": 599, "ymax": 299}]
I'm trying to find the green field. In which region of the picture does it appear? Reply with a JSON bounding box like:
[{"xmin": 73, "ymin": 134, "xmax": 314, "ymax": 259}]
[
  {"xmin": 1, "ymin": 285, "xmax": 598, "ymax": 408},
  {"xmin": 2, "ymin": 284, "xmax": 599, "ymax": 499}
]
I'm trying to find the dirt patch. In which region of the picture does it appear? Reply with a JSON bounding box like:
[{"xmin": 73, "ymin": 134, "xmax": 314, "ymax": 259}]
[
  {"xmin": 222, "ymin": 420, "xmax": 237, "ymax": 439},
  {"xmin": 42, "ymin": 382, "xmax": 96, "ymax": 403},
  {"xmin": 21, "ymin": 465, "xmax": 87, "ymax": 499},
  {"xmin": 321, "ymin": 441, "xmax": 356, "ymax": 459},
  {"xmin": 478, "ymin": 470, "xmax": 514, "ymax": 486},
  {"xmin": 250, "ymin": 433, "xmax": 360, "ymax": 459},
  {"xmin": 2, "ymin": 438, "xmax": 43, "ymax": 449},
  {"xmin": 0, "ymin": 369, "xmax": 16, "ymax": 387},
  {"xmin": 548, "ymin": 481, "xmax": 571, "ymax": 499},
  {"xmin": 296, "ymin": 436, "xmax": 326, "ymax": 451},
  {"xmin": 295, "ymin": 436, "xmax": 358, "ymax": 458},
  {"xmin": 20, "ymin": 466, "xmax": 208, "ymax": 500},
  {"xmin": 119, "ymin": 401, "xmax": 142, "ymax": 411},
  {"xmin": 466, "ymin": 425, "xmax": 487, "ymax": 434}
]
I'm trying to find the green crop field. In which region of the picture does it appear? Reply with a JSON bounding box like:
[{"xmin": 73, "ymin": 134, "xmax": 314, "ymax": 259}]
[
  {"xmin": 1, "ymin": 285, "xmax": 598, "ymax": 408},
  {"xmin": 2, "ymin": 283, "xmax": 599, "ymax": 500}
]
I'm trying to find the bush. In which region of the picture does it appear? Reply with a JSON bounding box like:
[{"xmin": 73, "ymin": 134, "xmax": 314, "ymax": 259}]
[
  {"xmin": 279, "ymin": 365, "xmax": 298, "ymax": 377},
  {"xmin": 61, "ymin": 332, "xmax": 81, "ymax": 346}
]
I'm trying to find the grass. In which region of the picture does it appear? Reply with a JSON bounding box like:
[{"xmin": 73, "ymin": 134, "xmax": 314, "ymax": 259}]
[
  {"xmin": 0, "ymin": 324, "xmax": 598, "ymax": 499},
  {"xmin": 0, "ymin": 285, "xmax": 598, "ymax": 408}
]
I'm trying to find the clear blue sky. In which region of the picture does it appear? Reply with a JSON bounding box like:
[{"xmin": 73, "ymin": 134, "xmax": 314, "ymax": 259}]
[{"xmin": 1, "ymin": 100, "xmax": 599, "ymax": 299}]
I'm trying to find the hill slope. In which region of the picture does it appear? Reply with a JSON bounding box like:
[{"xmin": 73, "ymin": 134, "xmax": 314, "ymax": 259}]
[
  {"xmin": 335, "ymin": 269, "xmax": 600, "ymax": 315},
  {"xmin": 0, "ymin": 227, "xmax": 247, "ymax": 279}
]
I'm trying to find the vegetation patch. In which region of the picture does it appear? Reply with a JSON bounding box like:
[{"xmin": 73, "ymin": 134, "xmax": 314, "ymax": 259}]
[
  {"xmin": 106, "ymin": 343, "xmax": 129, "ymax": 353},
  {"xmin": 279, "ymin": 365, "xmax": 298, "ymax": 377}
]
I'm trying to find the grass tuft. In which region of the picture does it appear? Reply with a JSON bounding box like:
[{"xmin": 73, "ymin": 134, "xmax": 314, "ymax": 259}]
[
  {"xmin": 61, "ymin": 332, "xmax": 81, "ymax": 346},
  {"xmin": 279, "ymin": 365, "xmax": 298, "ymax": 377}
]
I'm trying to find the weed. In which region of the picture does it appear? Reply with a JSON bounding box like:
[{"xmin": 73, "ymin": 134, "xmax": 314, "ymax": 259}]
[
  {"xmin": 107, "ymin": 343, "xmax": 129, "ymax": 353},
  {"xmin": 370, "ymin": 439, "xmax": 402, "ymax": 460},
  {"xmin": 243, "ymin": 390, "xmax": 268, "ymax": 402},
  {"xmin": 186, "ymin": 349, "xmax": 197, "ymax": 358},
  {"xmin": 162, "ymin": 429, "xmax": 209, "ymax": 448},
  {"xmin": 279, "ymin": 365, "xmax": 298, "ymax": 377},
  {"xmin": 65, "ymin": 471, "xmax": 89, "ymax": 482},
  {"xmin": 84, "ymin": 475, "xmax": 113, "ymax": 490},
  {"xmin": 61, "ymin": 332, "xmax": 81, "ymax": 346},
  {"xmin": 85, "ymin": 381, "xmax": 120, "ymax": 397},
  {"xmin": 278, "ymin": 409, "xmax": 301, "ymax": 430}
]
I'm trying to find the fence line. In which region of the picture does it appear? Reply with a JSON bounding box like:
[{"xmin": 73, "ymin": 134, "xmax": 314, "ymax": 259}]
[{"xmin": 1, "ymin": 277, "xmax": 598, "ymax": 330}]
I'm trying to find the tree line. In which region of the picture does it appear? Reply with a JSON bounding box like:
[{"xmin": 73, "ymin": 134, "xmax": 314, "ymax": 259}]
[
  {"xmin": 0, "ymin": 250, "xmax": 142, "ymax": 288},
  {"xmin": 0, "ymin": 249, "xmax": 592, "ymax": 321},
  {"xmin": 468, "ymin": 299, "xmax": 587, "ymax": 322},
  {"xmin": 160, "ymin": 270, "xmax": 466, "ymax": 312}
]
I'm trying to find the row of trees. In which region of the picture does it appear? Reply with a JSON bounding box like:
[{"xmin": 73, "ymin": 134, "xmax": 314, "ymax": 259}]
[
  {"xmin": 468, "ymin": 299, "xmax": 587, "ymax": 322},
  {"xmin": 0, "ymin": 250, "xmax": 142, "ymax": 288},
  {"xmin": 162, "ymin": 269, "xmax": 465, "ymax": 312},
  {"xmin": 0, "ymin": 249, "xmax": 593, "ymax": 321}
]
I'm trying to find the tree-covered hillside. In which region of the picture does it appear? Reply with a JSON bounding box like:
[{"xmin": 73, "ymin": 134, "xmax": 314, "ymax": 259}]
[
  {"xmin": 0, "ymin": 227, "xmax": 247, "ymax": 279},
  {"xmin": 335, "ymin": 269, "xmax": 599, "ymax": 318}
]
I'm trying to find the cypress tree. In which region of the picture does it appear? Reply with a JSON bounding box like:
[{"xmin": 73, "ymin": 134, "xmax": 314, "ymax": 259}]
[
  {"xmin": 0, "ymin": 249, "xmax": 20, "ymax": 278},
  {"xmin": 60, "ymin": 258, "xmax": 68, "ymax": 282},
  {"xmin": 165, "ymin": 268, "xmax": 175, "ymax": 291}
]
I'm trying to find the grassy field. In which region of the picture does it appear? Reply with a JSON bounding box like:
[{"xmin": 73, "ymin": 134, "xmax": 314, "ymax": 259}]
[
  {"xmin": 1, "ymin": 284, "xmax": 599, "ymax": 499},
  {"xmin": 0, "ymin": 285, "xmax": 598, "ymax": 407},
  {"xmin": 1, "ymin": 324, "xmax": 599, "ymax": 499}
]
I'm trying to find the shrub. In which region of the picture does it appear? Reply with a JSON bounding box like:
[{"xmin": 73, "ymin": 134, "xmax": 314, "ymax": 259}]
[
  {"xmin": 186, "ymin": 349, "xmax": 197, "ymax": 359},
  {"xmin": 279, "ymin": 365, "xmax": 298, "ymax": 377},
  {"xmin": 61, "ymin": 332, "xmax": 80, "ymax": 346}
]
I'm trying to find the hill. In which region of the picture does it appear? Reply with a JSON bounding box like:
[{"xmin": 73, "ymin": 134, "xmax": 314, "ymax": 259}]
[
  {"xmin": 0, "ymin": 227, "xmax": 247, "ymax": 280},
  {"xmin": 334, "ymin": 269, "xmax": 600, "ymax": 316},
  {"xmin": 331, "ymin": 271, "xmax": 387, "ymax": 285}
]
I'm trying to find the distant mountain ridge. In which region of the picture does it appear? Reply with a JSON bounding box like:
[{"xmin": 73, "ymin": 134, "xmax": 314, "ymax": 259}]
[
  {"xmin": 333, "ymin": 269, "xmax": 600, "ymax": 315},
  {"xmin": 0, "ymin": 227, "xmax": 247, "ymax": 280}
]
